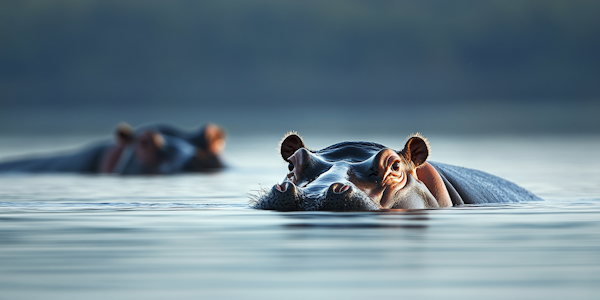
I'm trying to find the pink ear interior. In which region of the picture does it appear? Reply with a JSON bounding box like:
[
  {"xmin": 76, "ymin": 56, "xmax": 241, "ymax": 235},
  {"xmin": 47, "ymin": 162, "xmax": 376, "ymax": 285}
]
[
  {"xmin": 401, "ymin": 136, "xmax": 429, "ymax": 167},
  {"xmin": 280, "ymin": 134, "xmax": 305, "ymax": 161}
]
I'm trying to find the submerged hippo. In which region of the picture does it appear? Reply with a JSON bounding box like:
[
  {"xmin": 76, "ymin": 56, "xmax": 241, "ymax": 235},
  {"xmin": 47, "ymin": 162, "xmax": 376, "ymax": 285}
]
[
  {"xmin": 0, "ymin": 123, "xmax": 226, "ymax": 174},
  {"xmin": 253, "ymin": 133, "xmax": 542, "ymax": 211}
]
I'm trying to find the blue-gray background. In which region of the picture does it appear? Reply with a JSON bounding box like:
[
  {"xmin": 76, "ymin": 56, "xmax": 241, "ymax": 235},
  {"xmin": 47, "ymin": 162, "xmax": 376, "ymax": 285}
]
[{"xmin": 1, "ymin": 0, "xmax": 599, "ymax": 136}]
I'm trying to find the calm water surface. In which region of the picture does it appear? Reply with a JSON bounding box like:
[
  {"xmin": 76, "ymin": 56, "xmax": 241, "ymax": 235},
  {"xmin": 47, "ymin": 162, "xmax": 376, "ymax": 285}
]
[{"xmin": 1, "ymin": 134, "xmax": 599, "ymax": 299}]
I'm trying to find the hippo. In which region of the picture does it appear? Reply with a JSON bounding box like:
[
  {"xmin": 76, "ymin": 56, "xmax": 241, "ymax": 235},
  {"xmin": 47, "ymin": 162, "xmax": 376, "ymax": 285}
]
[
  {"xmin": 253, "ymin": 133, "xmax": 542, "ymax": 211},
  {"xmin": 0, "ymin": 123, "xmax": 226, "ymax": 174}
]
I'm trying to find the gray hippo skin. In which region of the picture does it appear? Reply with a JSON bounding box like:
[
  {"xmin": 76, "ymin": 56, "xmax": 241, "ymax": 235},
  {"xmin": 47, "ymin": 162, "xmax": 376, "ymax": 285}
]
[
  {"xmin": 0, "ymin": 123, "xmax": 226, "ymax": 174},
  {"xmin": 253, "ymin": 133, "xmax": 542, "ymax": 211}
]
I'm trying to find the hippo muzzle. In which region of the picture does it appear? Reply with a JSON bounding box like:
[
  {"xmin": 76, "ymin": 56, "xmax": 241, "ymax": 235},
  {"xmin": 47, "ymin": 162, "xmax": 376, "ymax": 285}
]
[{"xmin": 256, "ymin": 176, "xmax": 380, "ymax": 212}]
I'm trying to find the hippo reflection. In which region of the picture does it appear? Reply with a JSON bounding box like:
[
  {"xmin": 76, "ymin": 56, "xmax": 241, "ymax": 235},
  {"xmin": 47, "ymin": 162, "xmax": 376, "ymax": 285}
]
[
  {"xmin": 0, "ymin": 123, "xmax": 226, "ymax": 174},
  {"xmin": 253, "ymin": 133, "xmax": 542, "ymax": 211}
]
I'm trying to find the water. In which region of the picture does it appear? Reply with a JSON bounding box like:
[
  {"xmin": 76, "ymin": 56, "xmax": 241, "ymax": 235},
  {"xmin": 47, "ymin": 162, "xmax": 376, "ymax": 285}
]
[{"xmin": 1, "ymin": 134, "xmax": 599, "ymax": 299}]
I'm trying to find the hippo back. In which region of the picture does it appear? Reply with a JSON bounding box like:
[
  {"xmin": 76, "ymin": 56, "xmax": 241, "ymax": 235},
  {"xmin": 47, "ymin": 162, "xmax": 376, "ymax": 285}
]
[
  {"xmin": 0, "ymin": 142, "xmax": 110, "ymax": 173},
  {"xmin": 429, "ymin": 161, "xmax": 543, "ymax": 205}
]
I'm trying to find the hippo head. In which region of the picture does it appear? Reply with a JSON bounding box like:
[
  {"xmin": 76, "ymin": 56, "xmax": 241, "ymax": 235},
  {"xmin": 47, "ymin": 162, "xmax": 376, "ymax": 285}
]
[
  {"xmin": 253, "ymin": 133, "xmax": 440, "ymax": 211},
  {"xmin": 184, "ymin": 123, "xmax": 226, "ymax": 171},
  {"xmin": 102, "ymin": 123, "xmax": 226, "ymax": 174}
]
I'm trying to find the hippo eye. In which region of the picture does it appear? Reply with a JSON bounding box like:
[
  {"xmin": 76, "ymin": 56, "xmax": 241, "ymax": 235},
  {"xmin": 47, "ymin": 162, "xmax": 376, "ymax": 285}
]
[
  {"xmin": 391, "ymin": 161, "xmax": 401, "ymax": 172},
  {"xmin": 288, "ymin": 162, "xmax": 294, "ymax": 171}
]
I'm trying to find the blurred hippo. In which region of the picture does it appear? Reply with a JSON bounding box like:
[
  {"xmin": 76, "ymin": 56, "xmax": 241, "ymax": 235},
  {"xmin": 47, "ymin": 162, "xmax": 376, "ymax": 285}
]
[
  {"xmin": 253, "ymin": 133, "xmax": 542, "ymax": 211},
  {"xmin": 0, "ymin": 123, "xmax": 226, "ymax": 174}
]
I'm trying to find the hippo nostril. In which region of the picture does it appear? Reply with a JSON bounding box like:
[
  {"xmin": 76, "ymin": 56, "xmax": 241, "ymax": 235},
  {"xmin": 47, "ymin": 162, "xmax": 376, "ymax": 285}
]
[
  {"xmin": 275, "ymin": 182, "xmax": 288, "ymax": 192},
  {"xmin": 274, "ymin": 182, "xmax": 298, "ymax": 194},
  {"xmin": 331, "ymin": 183, "xmax": 351, "ymax": 194}
]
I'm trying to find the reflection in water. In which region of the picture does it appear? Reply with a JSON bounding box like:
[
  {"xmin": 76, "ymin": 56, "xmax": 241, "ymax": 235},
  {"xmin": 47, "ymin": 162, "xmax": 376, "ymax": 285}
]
[
  {"xmin": 285, "ymin": 223, "xmax": 428, "ymax": 230},
  {"xmin": 283, "ymin": 210, "xmax": 430, "ymax": 229}
]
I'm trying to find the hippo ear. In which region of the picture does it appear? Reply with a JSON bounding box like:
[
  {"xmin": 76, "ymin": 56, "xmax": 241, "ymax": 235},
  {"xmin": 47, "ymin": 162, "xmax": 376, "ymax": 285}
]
[
  {"xmin": 280, "ymin": 132, "xmax": 305, "ymax": 161},
  {"xmin": 114, "ymin": 122, "xmax": 134, "ymax": 145},
  {"xmin": 151, "ymin": 132, "xmax": 165, "ymax": 149},
  {"xmin": 203, "ymin": 123, "xmax": 226, "ymax": 154},
  {"xmin": 400, "ymin": 135, "xmax": 430, "ymax": 167}
]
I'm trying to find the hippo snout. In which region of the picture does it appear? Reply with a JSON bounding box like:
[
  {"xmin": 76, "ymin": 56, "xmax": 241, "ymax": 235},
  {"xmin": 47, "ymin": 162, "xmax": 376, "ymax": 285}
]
[
  {"xmin": 320, "ymin": 183, "xmax": 380, "ymax": 211},
  {"xmin": 253, "ymin": 181, "xmax": 381, "ymax": 211},
  {"xmin": 259, "ymin": 182, "xmax": 301, "ymax": 211}
]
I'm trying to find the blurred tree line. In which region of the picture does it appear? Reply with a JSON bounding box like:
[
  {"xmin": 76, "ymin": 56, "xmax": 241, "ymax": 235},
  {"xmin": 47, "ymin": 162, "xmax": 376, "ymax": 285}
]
[{"xmin": 1, "ymin": 0, "xmax": 599, "ymax": 109}]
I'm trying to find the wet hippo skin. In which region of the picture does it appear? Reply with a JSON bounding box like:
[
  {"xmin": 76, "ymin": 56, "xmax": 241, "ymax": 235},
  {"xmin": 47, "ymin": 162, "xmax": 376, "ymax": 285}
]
[
  {"xmin": 0, "ymin": 123, "xmax": 226, "ymax": 175},
  {"xmin": 253, "ymin": 133, "xmax": 542, "ymax": 211}
]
